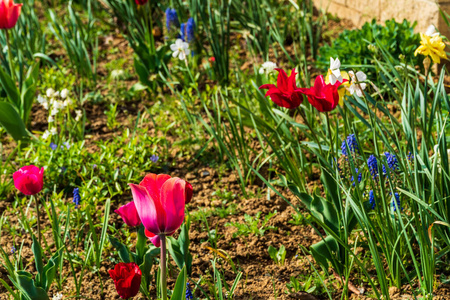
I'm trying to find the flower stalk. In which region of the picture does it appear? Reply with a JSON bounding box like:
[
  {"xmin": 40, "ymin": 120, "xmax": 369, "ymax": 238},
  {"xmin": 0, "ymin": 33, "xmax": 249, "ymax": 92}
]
[{"xmin": 160, "ymin": 234, "xmax": 167, "ymax": 300}]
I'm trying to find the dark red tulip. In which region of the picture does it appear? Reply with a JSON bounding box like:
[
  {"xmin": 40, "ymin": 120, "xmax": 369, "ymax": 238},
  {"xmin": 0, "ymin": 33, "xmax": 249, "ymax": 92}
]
[
  {"xmin": 134, "ymin": 0, "xmax": 148, "ymax": 5},
  {"xmin": 259, "ymin": 68, "xmax": 303, "ymax": 109},
  {"xmin": 109, "ymin": 262, "xmax": 142, "ymax": 299}
]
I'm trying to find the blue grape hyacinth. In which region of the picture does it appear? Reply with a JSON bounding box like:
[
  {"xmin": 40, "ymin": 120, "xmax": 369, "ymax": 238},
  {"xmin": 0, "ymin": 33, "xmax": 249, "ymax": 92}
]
[
  {"xmin": 391, "ymin": 192, "xmax": 402, "ymax": 212},
  {"xmin": 73, "ymin": 188, "xmax": 81, "ymax": 209},
  {"xmin": 351, "ymin": 168, "xmax": 362, "ymax": 186},
  {"xmin": 165, "ymin": 8, "xmax": 179, "ymax": 32},
  {"xmin": 186, "ymin": 282, "xmax": 193, "ymax": 300},
  {"xmin": 367, "ymin": 155, "xmax": 378, "ymax": 180},
  {"xmin": 341, "ymin": 134, "xmax": 359, "ymax": 156},
  {"xmin": 369, "ymin": 190, "xmax": 375, "ymax": 209},
  {"xmin": 383, "ymin": 152, "xmax": 398, "ymax": 173},
  {"xmin": 186, "ymin": 18, "xmax": 195, "ymax": 43}
]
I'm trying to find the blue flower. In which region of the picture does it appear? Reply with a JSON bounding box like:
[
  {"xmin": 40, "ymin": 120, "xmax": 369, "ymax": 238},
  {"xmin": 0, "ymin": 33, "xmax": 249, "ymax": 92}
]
[
  {"xmin": 391, "ymin": 192, "xmax": 402, "ymax": 212},
  {"xmin": 50, "ymin": 142, "xmax": 57, "ymax": 150},
  {"xmin": 150, "ymin": 154, "xmax": 159, "ymax": 163},
  {"xmin": 186, "ymin": 282, "xmax": 194, "ymax": 300},
  {"xmin": 369, "ymin": 190, "xmax": 375, "ymax": 209},
  {"xmin": 180, "ymin": 22, "xmax": 186, "ymax": 41},
  {"xmin": 407, "ymin": 151, "xmax": 414, "ymax": 161},
  {"xmin": 351, "ymin": 168, "xmax": 362, "ymax": 186},
  {"xmin": 341, "ymin": 134, "xmax": 359, "ymax": 156},
  {"xmin": 165, "ymin": 8, "xmax": 179, "ymax": 32},
  {"xmin": 73, "ymin": 188, "xmax": 81, "ymax": 209},
  {"xmin": 11, "ymin": 246, "xmax": 16, "ymax": 254},
  {"xmin": 186, "ymin": 18, "xmax": 195, "ymax": 43},
  {"xmin": 367, "ymin": 155, "xmax": 378, "ymax": 180},
  {"xmin": 383, "ymin": 152, "xmax": 398, "ymax": 173}
]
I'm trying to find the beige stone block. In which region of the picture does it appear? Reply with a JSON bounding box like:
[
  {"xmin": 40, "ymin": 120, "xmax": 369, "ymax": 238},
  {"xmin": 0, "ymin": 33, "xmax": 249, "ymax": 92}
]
[
  {"xmin": 312, "ymin": 0, "xmax": 374, "ymax": 28},
  {"xmin": 312, "ymin": 0, "xmax": 346, "ymax": 8},
  {"xmin": 351, "ymin": 0, "xmax": 380, "ymax": 20},
  {"xmin": 379, "ymin": 0, "xmax": 440, "ymax": 32}
]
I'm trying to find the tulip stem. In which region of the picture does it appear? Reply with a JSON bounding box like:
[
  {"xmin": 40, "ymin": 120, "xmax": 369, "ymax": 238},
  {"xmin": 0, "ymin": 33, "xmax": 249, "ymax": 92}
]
[
  {"xmin": 32, "ymin": 195, "xmax": 41, "ymax": 245},
  {"xmin": 4, "ymin": 29, "xmax": 15, "ymax": 83},
  {"xmin": 160, "ymin": 234, "xmax": 167, "ymax": 300}
]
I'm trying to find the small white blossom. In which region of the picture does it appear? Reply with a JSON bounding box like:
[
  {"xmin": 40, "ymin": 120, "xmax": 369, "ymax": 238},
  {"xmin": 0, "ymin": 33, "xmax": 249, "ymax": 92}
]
[
  {"xmin": 111, "ymin": 69, "xmax": 125, "ymax": 79},
  {"xmin": 53, "ymin": 91, "xmax": 60, "ymax": 98},
  {"xmin": 46, "ymin": 88, "xmax": 55, "ymax": 98},
  {"xmin": 42, "ymin": 130, "xmax": 51, "ymax": 140},
  {"xmin": 50, "ymin": 127, "xmax": 57, "ymax": 135},
  {"xmin": 42, "ymin": 102, "xmax": 49, "ymax": 110},
  {"xmin": 170, "ymin": 39, "xmax": 190, "ymax": 60},
  {"xmin": 347, "ymin": 71, "xmax": 367, "ymax": 97},
  {"xmin": 60, "ymin": 89, "xmax": 69, "ymax": 99},
  {"xmin": 425, "ymin": 25, "xmax": 439, "ymax": 37},
  {"xmin": 52, "ymin": 292, "xmax": 63, "ymax": 300},
  {"xmin": 63, "ymin": 99, "xmax": 73, "ymax": 107},
  {"xmin": 48, "ymin": 116, "xmax": 54, "ymax": 123},
  {"xmin": 75, "ymin": 110, "xmax": 83, "ymax": 122},
  {"xmin": 259, "ymin": 61, "xmax": 277, "ymax": 74},
  {"xmin": 328, "ymin": 57, "xmax": 343, "ymax": 85},
  {"xmin": 37, "ymin": 95, "xmax": 47, "ymax": 105}
]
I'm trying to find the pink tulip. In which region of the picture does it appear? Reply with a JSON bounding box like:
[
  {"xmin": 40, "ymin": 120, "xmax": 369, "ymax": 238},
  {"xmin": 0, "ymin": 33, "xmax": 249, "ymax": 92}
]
[
  {"xmin": 115, "ymin": 201, "xmax": 141, "ymax": 227},
  {"xmin": 13, "ymin": 165, "xmax": 44, "ymax": 195},
  {"xmin": 128, "ymin": 173, "xmax": 189, "ymax": 247},
  {"xmin": 0, "ymin": 0, "xmax": 22, "ymax": 29}
]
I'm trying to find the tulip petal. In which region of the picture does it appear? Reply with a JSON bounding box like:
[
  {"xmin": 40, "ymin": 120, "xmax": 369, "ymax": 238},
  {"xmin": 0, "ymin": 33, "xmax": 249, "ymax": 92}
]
[
  {"xmin": 275, "ymin": 68, "xmax": 289, "ymax": 93},
  {"xmin": 129, "ymin": 183, "xmax": 165, "ymax": 235},
  {"xmin": 139, "ymin": 173, "xmax": 171, "ymax": 204},
  {"xmin": 185, "ymin": 181, "xmax": 193, "ymax": 204},
  {"xmin": 144, "ymin": 229, "xmax": 161, "ymax": 247},
  {"xmin": 115, "ymin": 201, "xmax": 142, "ymax": 227},
  {"xmin": 159, "ymin": 178, "xmax": 186, "ymax": 234},
  {"xmin": 259, "ymin": 84, "xmax": 276, "ymax": 90}
]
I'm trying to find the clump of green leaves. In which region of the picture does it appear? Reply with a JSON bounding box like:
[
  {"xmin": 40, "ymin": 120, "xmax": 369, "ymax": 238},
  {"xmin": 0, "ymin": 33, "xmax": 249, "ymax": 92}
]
[
  {"xmin": 226, "ymin": 211, "xmax": 277, "ymax": 238},
  {"xmin": 267, "ymin": 244, "xmax": 286, "ymax": 265},
  {"xmin": 318, "ymin": 19, "xmax": 421, "ymax": 73},
  {"xmin": 285, "ymin": 275, "xmax": 319, "ymax": 294}
]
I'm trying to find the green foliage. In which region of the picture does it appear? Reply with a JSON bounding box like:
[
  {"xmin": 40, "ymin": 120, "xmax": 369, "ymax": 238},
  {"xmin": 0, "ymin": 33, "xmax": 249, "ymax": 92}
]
[
  {"xmin": 226, "ymin": 211, "xmax": 277, "ymax": 238},
  {"xmin": 267, "ymin": 244, "xmax": 286, "ymax": 265},
  {"xmin": 318, "ymin": 19, "xmax": 421, "ymax": 72}
]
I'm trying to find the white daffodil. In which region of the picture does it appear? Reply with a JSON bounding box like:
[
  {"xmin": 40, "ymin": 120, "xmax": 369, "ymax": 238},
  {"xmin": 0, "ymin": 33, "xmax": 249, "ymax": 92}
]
[
  {"xmin": 327, "ymin": 57, "xmax": 343, "ymax": 85},
  {"xmin": 170, "ymin": 39, "xmax": 190, "ymax": 60},
  {"xmin": 425, "ymin": 25, "xmax": 439, "ymax": 37},
  {"xmin": 259, "ymin": 61, "xmax": 277, "ymax": 74},
  {"xmin": 347, "ymin": 71, "xmax": 367, "ymax": 97},
  {"xmin": 60, "ymin": 89, "xmax": 69, "ymax": 99}
]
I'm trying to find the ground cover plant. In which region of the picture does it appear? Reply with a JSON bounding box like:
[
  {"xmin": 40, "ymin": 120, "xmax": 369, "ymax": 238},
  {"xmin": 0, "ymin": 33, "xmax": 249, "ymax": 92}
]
[{"xmin": 1, "ymin": 0, "xmax": 450, "ymax": 299}]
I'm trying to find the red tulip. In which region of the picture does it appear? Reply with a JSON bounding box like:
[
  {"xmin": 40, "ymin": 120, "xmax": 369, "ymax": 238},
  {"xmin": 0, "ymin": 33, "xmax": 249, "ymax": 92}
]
[
  {"xmin": 13, "ymin": 165, "xmax": 44, "ymax": 195},
  {"xmin": 259, "ymin": 68, "xmax": 303, "ymax": 109},
  {"xmin": 134, "ymin": 0, "xmax": 148, "ymax": 5},
  {"xmin": 127, "ymin": 174, "xmax": 191, "ymax": 247},
  {"xmin": 115, "ymin": 201, "xmax": 141, "ymax": 227},
  {"xmin": 0, "ymin": 0, "xmax": 22, "ymax": 29},
  {"xmin": 109, "ymin": 262, "xmax": 142, "ymax": 299},
  {"xmin": 298, "ymin": 75, "xmax": 346, "ymax": 112}
]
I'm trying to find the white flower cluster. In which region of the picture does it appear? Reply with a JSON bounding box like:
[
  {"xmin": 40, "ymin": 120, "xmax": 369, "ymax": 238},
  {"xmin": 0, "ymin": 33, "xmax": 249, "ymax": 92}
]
[
  {"xmin": 259, "ymin": 61, "xmax": 277, "ymax": 74},
  {"xmin": 52, "ymin": 292, "xmax": 63, "ymax": 300},
  {"xmin": 37, "ymin": 88, "xmax": 73, "ymax": 123}
]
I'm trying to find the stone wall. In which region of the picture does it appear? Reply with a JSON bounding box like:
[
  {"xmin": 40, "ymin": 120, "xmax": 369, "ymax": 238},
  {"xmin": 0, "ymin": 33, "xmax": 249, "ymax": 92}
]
[{"xmin": 313, "ymin": 0, "xmax": 450, "ymax": 36}]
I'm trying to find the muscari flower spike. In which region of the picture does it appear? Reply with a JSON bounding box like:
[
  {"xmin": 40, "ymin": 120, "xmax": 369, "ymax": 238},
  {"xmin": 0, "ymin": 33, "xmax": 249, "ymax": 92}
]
[
  {"xmin": 186, "ymin": 18, "xmax": 195, "ymax": 43},
  {"xmin": 351, "ymin": 168, "xmax": 362, "ymax": 186},
  {"xmin": 383, "ymin": 152, "xmax": 398, "ymax": 173},
  {"xmin": 73, "ymin": 188, "xmax": 81, "ymax": 209},
  {"xmin": 367, "ymin": 155, "xmax": 378, "ymax": 180},
  {"xmin": 341, "ymin": 134, "xmax": 359, "ymax": 156},
  {"xmin": 165, "ymin": 8, "xmax": 179, "ymax": 32},
  {"xmin": 186, "ymin": 282, "xmax": 194, "ymax": 300},
  {"xmin": 392, "ymin": 192, "xmax": 402, "ymax": 212},
  {"xmin": 369, "ymin": 190, "xmax": 375, "ymax": 209}
]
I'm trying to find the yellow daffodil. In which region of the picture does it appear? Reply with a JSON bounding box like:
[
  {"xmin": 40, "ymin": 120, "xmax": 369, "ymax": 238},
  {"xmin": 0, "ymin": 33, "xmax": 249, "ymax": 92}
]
[
  {"xmin": 326, "ymin": 71, "xmax": 350, "ymax": 105},
  {"xmin": 414, "ymin": 33, "xmax": 447, "ymax": 64}
]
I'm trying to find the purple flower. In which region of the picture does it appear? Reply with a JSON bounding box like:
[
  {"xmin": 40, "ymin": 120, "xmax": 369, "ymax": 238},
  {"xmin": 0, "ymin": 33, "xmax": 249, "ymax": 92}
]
[
  {"xmin": 341, "ymin": 134, "xmax": 359, "ymax": 156},
  {"xmin": 186, "ymin": 18, "xmax": 195, "ymax": 43},
  {"xmin": 150, "ymin": 154, "xmax": 159, "ymax": 163},
  {"xmin": 165, "ymin": 8, "xmax": 179, "ymax": 32},
  {"xmin": 50, "ymin": 142, "xmax": 57, "ymax": 150},
  {"xmin": 367, "ymin": 155, "xmax": 378, "ymax": 180}
]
